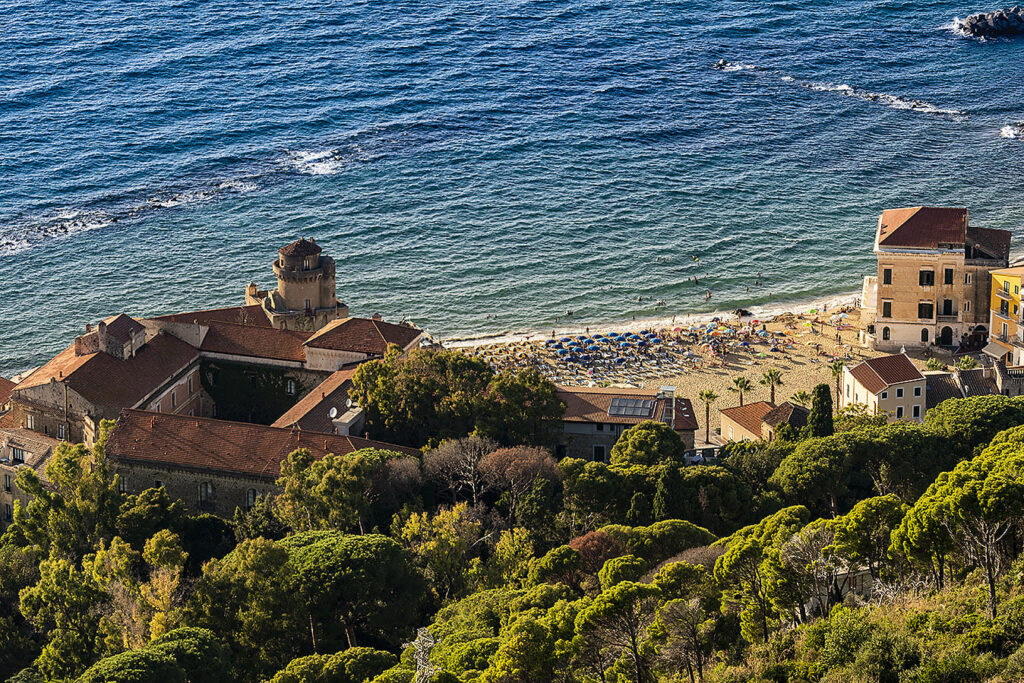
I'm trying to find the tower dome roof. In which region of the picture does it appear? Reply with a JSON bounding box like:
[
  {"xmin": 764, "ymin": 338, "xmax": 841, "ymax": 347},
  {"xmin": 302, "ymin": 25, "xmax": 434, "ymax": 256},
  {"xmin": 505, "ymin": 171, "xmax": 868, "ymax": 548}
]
[{"xmin": 279, "ymin": 238, "xmax": 322, "ymax": 257}]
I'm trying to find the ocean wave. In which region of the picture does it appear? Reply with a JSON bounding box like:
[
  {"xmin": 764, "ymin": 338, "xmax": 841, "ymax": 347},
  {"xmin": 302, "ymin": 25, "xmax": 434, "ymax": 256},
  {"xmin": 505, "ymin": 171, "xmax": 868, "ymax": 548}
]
[
  {"xmin": 0, "ymin": 210, "xmax": 114, "ymax": 256},
  {"xmin": 1001, "ymin": 123, "xmax": 1024, "ymax": 139},
  {"xmin": 715, "ymin": 60, "xmax": 968, "ymax": 119}
]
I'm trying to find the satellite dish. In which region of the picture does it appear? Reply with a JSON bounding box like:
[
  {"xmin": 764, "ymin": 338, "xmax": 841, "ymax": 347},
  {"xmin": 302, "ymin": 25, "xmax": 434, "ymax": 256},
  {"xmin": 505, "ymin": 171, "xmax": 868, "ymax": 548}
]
[
  {"xmin": 329, "ymin": 407, "xmax": 338, "ymax": 419},
  {"xmin": 346, "ymin": 398, "xmax": 353, "ymax": 409}
]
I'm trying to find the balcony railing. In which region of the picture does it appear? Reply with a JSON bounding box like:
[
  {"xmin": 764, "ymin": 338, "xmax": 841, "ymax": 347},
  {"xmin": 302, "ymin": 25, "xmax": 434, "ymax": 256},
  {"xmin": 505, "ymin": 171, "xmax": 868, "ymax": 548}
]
[
  {"xmin": 936, "ymin": 314, "xmax": 958, "ymax": 323},
  {"xmin": 997, "ymin": 289, "xmax": 1012, "ymax": 301}
]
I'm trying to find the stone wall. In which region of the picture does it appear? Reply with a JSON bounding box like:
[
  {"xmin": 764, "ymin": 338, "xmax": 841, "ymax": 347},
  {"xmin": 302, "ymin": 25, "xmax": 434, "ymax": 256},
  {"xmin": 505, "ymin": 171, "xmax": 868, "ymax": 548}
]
[{"xmin": 114, "ymin": 461, "xmax": 276, "ymax": 518}]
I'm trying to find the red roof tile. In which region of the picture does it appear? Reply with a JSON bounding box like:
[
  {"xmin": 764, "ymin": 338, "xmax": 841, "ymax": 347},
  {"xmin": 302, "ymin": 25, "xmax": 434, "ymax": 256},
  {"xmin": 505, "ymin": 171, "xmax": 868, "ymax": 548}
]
[
  {"xmin": 877, "ymin": 207, "xmax": 968, "ymax": 249},
  {"xmin": 970, "ymin": 226, "xmax": 1012, "ymax": 260},
  {"xmin": 557, "ymin": 386, "xmax": 698, "ymax": 431},
  {"xmin": 271, "ymin": 369, "xmax": 358, "ymax": 431},
  {"xmin": 200, "ymin": 321, "xmax": 310, "ymax": 363},
  {"xmin": 14, "ymin": 333, "xmax": 198, "ymax": 409},
  {"xmin": 151, "ymin": 305, "xmax": 272, "ymax": 328},
  {"xmin": 719, "ymin": 401, "xmax": 775, "ymax": 437},
  {"xmin": 848, "ymin": 353, "xmax": 924, "ymax": 395},
  {"xmin": 106, "ymin": 409, "xmax": 418, "ymax": 480},
  {"xmin": 101, "ymin": 314, "xmax": 146, "ymax": 344},
  {"xmin": 304, "ymin": 317, "xmax": 422, "ymax": 355},
  {"xmin": 0, "ymin": 377, "xmax": 15, "ymax": 408},
  {"xmin": 762, "ymin": 402, "xmax": 809, "ymax": 429}
]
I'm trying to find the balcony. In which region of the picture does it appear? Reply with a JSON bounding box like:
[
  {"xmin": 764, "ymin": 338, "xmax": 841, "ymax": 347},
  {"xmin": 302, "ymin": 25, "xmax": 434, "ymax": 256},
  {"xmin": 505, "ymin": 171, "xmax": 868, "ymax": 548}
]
[
  {"xmin": 997, "ymin": 289, "xmax": 1012, "ymax": 301},
  {"xmin": 936, "ymin": 314, "xmax": 958, "ymax": 323}
]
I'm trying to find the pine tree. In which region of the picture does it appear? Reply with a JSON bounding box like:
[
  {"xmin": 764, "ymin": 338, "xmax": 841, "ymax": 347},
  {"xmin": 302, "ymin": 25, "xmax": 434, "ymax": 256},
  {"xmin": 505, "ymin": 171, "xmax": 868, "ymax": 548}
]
[
  {"xmin": 653, "ymin": 467, "xmax": 683, "ymax": 521},
  {"xmin": 626, "ymin": 492, "xmax": 652, "ymax": 526}
]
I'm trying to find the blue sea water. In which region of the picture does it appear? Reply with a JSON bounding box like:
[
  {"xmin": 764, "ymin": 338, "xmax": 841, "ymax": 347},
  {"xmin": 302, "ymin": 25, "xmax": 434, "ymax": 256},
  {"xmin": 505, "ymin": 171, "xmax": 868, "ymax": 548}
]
[{"xmin": 1, "ymin": 0, "xmax": 1023, "ymax": 375}]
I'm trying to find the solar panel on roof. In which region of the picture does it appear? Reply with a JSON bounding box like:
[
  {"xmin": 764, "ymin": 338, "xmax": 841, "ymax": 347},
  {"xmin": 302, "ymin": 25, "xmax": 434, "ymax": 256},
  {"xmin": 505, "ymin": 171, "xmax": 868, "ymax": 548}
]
[{"xmin": 608, "ymin": 397, "xmax": 655, "ymax": 417}]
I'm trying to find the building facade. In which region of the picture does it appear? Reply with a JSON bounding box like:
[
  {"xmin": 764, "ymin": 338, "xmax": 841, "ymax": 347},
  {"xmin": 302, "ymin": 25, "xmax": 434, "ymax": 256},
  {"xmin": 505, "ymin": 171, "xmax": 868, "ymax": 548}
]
[
  {"xmin": 860, "ymin": 207, "xmax": 1010, "ymax": 351},
  {"xmin": 986, "ymin": 266, "xmax": 1024, "ymax": 364},
  {"xmin": 842, "ymin": 353, "xmax": 926, "ymax": 422},
  {"xmin": 554, "ymin": 386, "xmax": 696, "ymax": 461}
]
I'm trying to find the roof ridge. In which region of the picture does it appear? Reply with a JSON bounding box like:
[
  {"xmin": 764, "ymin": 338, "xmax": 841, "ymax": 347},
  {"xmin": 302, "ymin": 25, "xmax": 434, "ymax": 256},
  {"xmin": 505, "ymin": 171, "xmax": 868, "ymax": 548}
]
[{"xmin": 121, "ymin": 408, "xmax": 347, "ymax": 440}]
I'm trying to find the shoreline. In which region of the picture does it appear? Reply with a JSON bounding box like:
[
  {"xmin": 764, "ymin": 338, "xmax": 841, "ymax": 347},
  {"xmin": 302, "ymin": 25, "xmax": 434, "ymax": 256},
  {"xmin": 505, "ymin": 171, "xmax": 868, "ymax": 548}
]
[{"xmin": 439, "ymin": 288, "xmax": 862, "ymax": 349}]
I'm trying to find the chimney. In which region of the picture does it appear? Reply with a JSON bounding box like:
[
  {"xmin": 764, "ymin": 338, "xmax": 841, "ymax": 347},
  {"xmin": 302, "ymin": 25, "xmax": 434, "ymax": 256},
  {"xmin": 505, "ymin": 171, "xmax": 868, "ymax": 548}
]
[
  {"xmin": 74, "ymin": 337, "xmax": 83, "ymax": 356},
  {"xmin": 85, "ymin": 323, "xmax": 92, "ymax": 333}
]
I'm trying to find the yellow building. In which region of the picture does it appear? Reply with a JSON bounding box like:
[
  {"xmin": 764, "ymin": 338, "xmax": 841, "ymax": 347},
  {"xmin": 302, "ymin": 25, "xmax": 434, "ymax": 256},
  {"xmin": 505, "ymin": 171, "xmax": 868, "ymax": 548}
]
[
  {"xmin": 987, "ymin": 266, "xmax": 1024, "ymax": 364},
  {"xmin": 842, "ymin": 353, "xmax": 927, "ymax": 422}
]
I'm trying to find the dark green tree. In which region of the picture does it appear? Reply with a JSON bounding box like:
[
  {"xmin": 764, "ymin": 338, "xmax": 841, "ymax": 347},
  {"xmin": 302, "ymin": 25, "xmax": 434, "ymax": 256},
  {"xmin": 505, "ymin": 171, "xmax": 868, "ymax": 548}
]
[
  {"xmin": 626, "ymin": 492, "xmax": 653, "ymax": 526},
  {"xmin": 807, "ymin": 383, "xmax": 834, "ymax": 438},
  {"xmin": 610, "ymin": 420, "xmax": 686, "ymax": 468}
]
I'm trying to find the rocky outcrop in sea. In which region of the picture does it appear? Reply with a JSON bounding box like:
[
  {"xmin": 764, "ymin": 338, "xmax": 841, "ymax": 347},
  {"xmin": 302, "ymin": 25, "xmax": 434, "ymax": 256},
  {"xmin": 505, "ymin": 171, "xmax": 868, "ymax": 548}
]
[{"xmin": 958, "ymin": 6, "xmax": 1024, "ymax": 37}]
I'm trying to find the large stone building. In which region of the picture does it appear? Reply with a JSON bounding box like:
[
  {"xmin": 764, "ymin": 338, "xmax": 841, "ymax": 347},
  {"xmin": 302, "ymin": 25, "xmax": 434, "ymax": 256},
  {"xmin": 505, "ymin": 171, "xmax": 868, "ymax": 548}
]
[
  {"xmin": 105, "ymin": 409, "xmax": 418, "ymax": 517},
  {"xmin": 719, "ymin": 401, "xmax": 809, "ymax": 442},
  {"xmin": 245, "ymin": 237, "xmax": 348, "ymax": 332},
  {"xmin": 554, "ymin": 386, "xmax": 697, "ymax": 461},
  {"xmin": 5, "ymin": 240, "xmax": 422, "ymax": 445},
  {"xmin": 860, "ymin": 207, "xmax": 1011, "ymax": 351},
  {"xmin": 841, "ymin": 353, "xmax": 926, "ymax": 422}
]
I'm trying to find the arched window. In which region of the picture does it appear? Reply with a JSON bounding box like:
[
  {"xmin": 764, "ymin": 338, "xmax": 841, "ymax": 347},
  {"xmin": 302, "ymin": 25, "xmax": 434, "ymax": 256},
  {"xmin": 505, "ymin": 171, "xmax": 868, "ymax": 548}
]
[
  {"xmin": 921, "ymin": 328, "xmax": 929, "ymax": 343},
  {"xmin": 199, "ymin": 482, "xmax": 213, "ymax": 504},
  {"xmin": 247, "ymin": 489, "xmax": 258, "ymax": 508},
  {"xmin": 882, "ymin": 327, "xmax": 890, "ymax": 341}
]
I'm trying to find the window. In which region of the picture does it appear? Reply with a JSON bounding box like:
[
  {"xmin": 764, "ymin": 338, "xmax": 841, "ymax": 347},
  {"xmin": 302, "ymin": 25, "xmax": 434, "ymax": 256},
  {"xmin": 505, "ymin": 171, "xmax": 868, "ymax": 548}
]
[
  {"xmin": 596, "ymin": 423, "xmax": 604, "ymax": 432},
  {"xmin": 728, "ymin": 426, "xmax": 735, "ymax": 439},
  {"xmin": 914, "ymin": 386, "xmax": 922, "ymax": 397},
  {"xmin": 1004, "ymin": 323, "xmax": 1009, "ymax": 339},
  {"xmin": 304, "ymin": 299, "xmax": 312, "ymax": 310},
  {"xmin": 896, "ymin": 406, "xmax": 904, "ymax": 419},
  {"xmin": 286, "ymin": 379, "xmax": 296, "ymax": 395},
  {"xmin": 171, "ymin": 391, "xmax": 176, "ymax": 409},
  {"xmin": 4, "ymin": 505, "xmax": 10, "ymax": 522},
  {"xmin": 57, "ymin": 424, "xmax": 65, "ymax": 440},
  {"xmin": 965, "ymin": 301, "xmax": 971, "ymax": 312},
  {"xmin": 919, "ymin": 270, "xmax": 934, "ymax": 286},
  {"xmin": 881, "ymin": 301, "xmax": 892, "ymax": 318},
  {"xmin": 188, "ymin": 376, "xmax": 193, "ymax": 394},
  {"xmin": 154, "ymin": 404, "xmax": 160, "ymax": 413},
  {"xmin": 25, "ymin": 415, "xmax": 34, "ymax": 430},
  {"xmin": 880, "ymin": 391, "xmax": 888, "ymax": 400},
  {"xmin": 11, "ymin": 447, "xmax": 24, "ymax": 464},
  {"xmin": 944, "ymin": 268, "xmax": 954, "ymax": 285},
  {"xmin": 1001, "ymin": 300, "xmax": 1010, "ymax": 317},
  {"xmin": 882, "ymin": 268, "xmax": 892, "ymax": 285},
  {"xmin": 1017, "ymin": 285, "xmax": 1021, "ymax": 295},
  {"xmin": 593, "ymin": 445, "xmax": 607, "ymax": 462},
  {"xmin": 846, "ymin": 384, "xmax": 851, "ymax": 398},
  {"xmin": 3, "ymin": 475, "xmax": 10, "ymax": 492},
  {"xmin": 118, "ymin": 478, "xmax": 127, "ymax": 494},
  {"xmin": 921, "ymin": 328, "xmax": 929, "ymax": 343},
  {"xmin": 882, "ymin": 327, "xmax": 890, "ymax": 341},
  {"xmin": 918, "ymin": 302, "xmax": 934, "ymax": 319},
  {"xmin": 913, "ymin": 405, "xmax": 921, "ymax": 418},
  {"xmin": 1004, "ymin": 281, "xmax": 1010, "ymax": 293},
  {"xmin": 199, "ymin": 482, "xmax": 213, "ymax": 504},
  {"xmin": 943, "ymin": 299, "xmax": 954, "ymax": 316},
  {"xmin": 896, "ymin": 388, "xmax": 904, "ymax": 398},
  {"xmin": 965, "ymin": 273, "xmax": 972, "ymax": 284},
  {"xmin": 247, "ymin": 489, "xmax": 258, "ymax": 509}
]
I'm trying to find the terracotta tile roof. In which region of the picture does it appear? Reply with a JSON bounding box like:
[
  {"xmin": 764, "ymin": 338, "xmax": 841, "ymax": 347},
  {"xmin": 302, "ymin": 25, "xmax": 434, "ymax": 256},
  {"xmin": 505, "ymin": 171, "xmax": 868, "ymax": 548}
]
[
  {"xmin": 970, "ymin": 226, "xmax": 1012, "ymax": 260},
  {"xmin": 106, "ymin": 409, "xmax": 418, "ymax": 481},
  {"xmin": 14, "ymin": 333, "xmax": 198, "ymax": 409},
  {"xmin": 848, "ymin": 353, "xmax": 924, "ymax": 395},
  {"xmin": 956, "ymin": 368, "xmax": 999, "ymax": 398},
  {"xmin": 304, "ymin": 317, "xmax": 422, "ymax": 355},
  {"xmin": 0, "ymin": 427, "xmax": 59, "ymax": 472},
  {"xmin": 101, "ymin": 314, "xmax": 146, "ymax": 343},
  {"xmin": 719, "ymin": 401, "xmax": 775, "ymax": 436},
  {"xmin": 0, "ymin": 377, "xmax": 14, "ymax": 408},
  {"xmin": 271, "ymin": 369, "xmax": 357, "ymax": 432},
  {"xmin": 200, "ymin": 321, "xmax": 310, "ymax": 363},
  {"xmin": 151, "ymin": 305, "xmax": 272, "ymax": 328},
  {"xmin": 925, "ymin": 372, "xmax": 963, "ymax": 410},
  {"xmin": 279, "ymin": 238, "xmax": 322, "ymax": 257},
  {"xmin": 762, "ymin": 402, "xmax": 810, "ymax": 429},
  {"xmin": 877, "ymin": 207, "xmax": 968, "ymax": 249},
  {"xmin": 558, "ymin": 386, "xmax": 698, "ymax": 431}
]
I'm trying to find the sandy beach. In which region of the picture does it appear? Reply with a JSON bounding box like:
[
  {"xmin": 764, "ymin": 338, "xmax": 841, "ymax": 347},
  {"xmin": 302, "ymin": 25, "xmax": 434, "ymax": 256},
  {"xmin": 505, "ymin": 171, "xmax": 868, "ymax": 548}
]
[{"xmin": 450, "ymin": 299, "xmax": 943, "ymax": 445}]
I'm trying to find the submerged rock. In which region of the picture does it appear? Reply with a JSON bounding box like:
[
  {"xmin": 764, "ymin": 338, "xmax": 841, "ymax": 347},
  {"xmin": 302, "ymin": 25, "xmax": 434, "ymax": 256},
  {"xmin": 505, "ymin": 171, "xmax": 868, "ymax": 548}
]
[{"xmin": 959, "ymin": 6, "xmax": 1024, "ymax": 37}]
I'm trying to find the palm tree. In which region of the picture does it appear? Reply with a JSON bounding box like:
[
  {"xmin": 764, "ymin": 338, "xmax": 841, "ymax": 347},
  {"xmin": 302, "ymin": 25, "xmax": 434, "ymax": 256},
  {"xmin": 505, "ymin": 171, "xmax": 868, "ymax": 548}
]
[
  {"xmin": 698, "ymin": 389, "xmax": 719, "ymax": 445},
  {"xmin": 829, "ymin": 360, "xmax": 845, "ymax": 411},
  {"xmin": 729, "ymin": 376, "xmax": 754, "ymax": 406},
  {"xmin": 759, "ymin": 368, "xmax": 784, "ymax": 405},
  {"xmin": 791, "ymin": 390, "xmax": 813, "ymax": 407}
]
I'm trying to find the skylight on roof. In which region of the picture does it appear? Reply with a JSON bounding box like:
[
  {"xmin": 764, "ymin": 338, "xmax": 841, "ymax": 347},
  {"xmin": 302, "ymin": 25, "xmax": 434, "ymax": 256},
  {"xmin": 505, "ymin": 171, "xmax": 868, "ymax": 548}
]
[{"xmin": 608, "ymin": 397, "xmax": 655, "ymax": 417}]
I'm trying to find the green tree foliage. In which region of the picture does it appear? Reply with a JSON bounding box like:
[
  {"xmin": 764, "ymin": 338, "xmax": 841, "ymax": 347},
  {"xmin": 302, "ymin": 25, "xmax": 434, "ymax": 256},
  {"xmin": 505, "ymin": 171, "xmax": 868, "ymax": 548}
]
[
  {"xmin": 397, "ymin": 503, "xmax": 482, "ymax": 602},
  {"xmin": 833, "ymin": 403, "xmax": 888, "ymax": 432},
  {"xmin": 653, "ymin": 465, "xmax": 752, "ymax": 534},
  {"xmin": 924, "ymin": 394, "xmax": 1024, "ymax": 458},
  {"xmin": 574, "ymin": 581, "xmax": 662, "ymax": 683},
  {"xmin": 600, "ymin": 520, "xmax": 716, "ymax": 565},
  {"xmin": 697, "ymin": 390, "xmax": 718, "ymax": 445},
  {"xmin": 770, "ymin": 437, "xmax": 852, "ymax": 516},
  {"xmin": 479, "ymin": 446, "xmax": 559, "ymax": 521},
  {"xmin": 279, "ymin": 531, "xmax": 426, "ymax": 650},
  {"xmin": 807, "ymin": 383, "xmax": 834, "ymax": 438},
  {"xmin": 610, "ymin": 420, "xmax": 686, "ymax": 468},
  {"xmin": 268, "ymin": 647, "xmax": 397, "ymax": 683},
  {"xmin": 74, "ymin": 627, "xmax": 227, "ymax": 683},
  {"xmin": 115, "ymin": 486, "xmax": 185, "ymax": 551},
  {"xmin": 559, "ymin": 459, "xmax": 626, "ymax": 535},
  {"xmin": 232, "ymin": 493, "xmax": 289, "ymax": 542},
  {"xmin": 833, "ymin": 494, "xmax": 907, "ymax": 579},
  {"xmin": 598, "ymin": 555, "xmax": 647, "ymax": 590},
  {"xmin": 729, "ymin": 376, "xmax": 754, "ymax": 406},
  {"xmin": 759, "ymin": 368, "xmax": 784, "ymax": 405},
  {"xmin": 350, "ymin": 347, "xmax": 563, "ymax": 447},
  {"xmin": 626, "ymin": 492, "xmax": 652, "ymax": 527},
  {"xmin": 75, "ymin": 649, "xmax": 186, "ymax": 683},
  {"xmin": 276, "ymin": 447, "xmax": 413, "ymax": 533},
  {"xmin": 0, "ymin": 545, "xmax": 42, "ymax": 677}
]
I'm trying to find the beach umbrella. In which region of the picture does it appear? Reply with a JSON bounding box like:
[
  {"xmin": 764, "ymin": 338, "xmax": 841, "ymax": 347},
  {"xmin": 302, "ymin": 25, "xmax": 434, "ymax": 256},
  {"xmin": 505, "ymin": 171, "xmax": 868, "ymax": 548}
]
[
  {"xmin": 615, "ymin": 357, "xmax": 626, "ymax": 364},
  {"xmin": 567, "ymin": 341, "xmax": 580, "ymax": 347},
  {"xmin": 576, "ymin": 335, "xmax": 587, "ymax": 340},
  {"xmin": 553, "ymin": 343, "xmax": 564, "ymax": 349},
  {"xmin": 739, "ymin": 341, "xmax": 750, "ymax": 347},
  {"xmin": 640, "ymin": 330, "xmax": 651, "ymax": 335},
  {"xmin": 557, "ymin": 348, "xmax": 569, "ymax": 355},
  {"xmin": 651, "ymin": 337, "xmax": 663, "ymax": 343},
  {"xmin": 593, "ymin": 333, "xmax": 604, "ymax": 338},
  {"xmin": 560, "ymin": 337, "xmax": 572, "ymax": 342},
  {"xmin": 808, "ymin": 308, "xmax": 818, "ymax": 314},
  {"xmin": 587, "ymin": 345, "xmax": 600, "ymax": 351},
  {"xmin": 619, "ymin": 342, "xmax": 630, "ymax": 348},
  {"xmin": 637, "ymin": 341, "xmax": 648, "ymax": 347}
]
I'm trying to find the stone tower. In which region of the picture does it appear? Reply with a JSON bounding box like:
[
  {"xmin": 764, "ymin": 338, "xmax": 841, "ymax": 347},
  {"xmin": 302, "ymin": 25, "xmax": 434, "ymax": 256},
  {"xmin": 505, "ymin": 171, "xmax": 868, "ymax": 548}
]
[{"xmin": 245, "ymin": 238, "xmax": 349, "ymax": 332}]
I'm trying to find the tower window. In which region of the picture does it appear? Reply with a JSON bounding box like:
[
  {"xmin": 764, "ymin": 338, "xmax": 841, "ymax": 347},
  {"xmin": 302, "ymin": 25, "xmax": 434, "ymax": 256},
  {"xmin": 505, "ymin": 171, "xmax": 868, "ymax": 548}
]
[{"xmin": 286, "ymin": 379, "xmax": 296, "ymax": 395}]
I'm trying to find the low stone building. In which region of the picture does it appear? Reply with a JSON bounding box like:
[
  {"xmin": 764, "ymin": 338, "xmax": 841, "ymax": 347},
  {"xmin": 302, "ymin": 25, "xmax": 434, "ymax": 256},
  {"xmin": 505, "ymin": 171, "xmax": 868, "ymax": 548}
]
[
  {"xmin": 842, "ymin": 353, "xmax": 926, "ymax": 422},
  {"xmin": 104, "ymin": 409, "xmax": 419, "ymax": 518},
  {"xmin": 761, "ymin": 402, "xmax": 811, "ymax": 440},
  {"xmin": 719, "ymin": 400, "xmax": 808, "ymax": 442},
  {"xmin": 271, "ymin": 368, "xmax": 363, "ymax": 435},
  {"xmin": 554, "ymin": 386, "xmax": 697, "ymax": 461},
  {"xmin": 0, "ymin": 420, "xmax": 59, "ymax": 530}
]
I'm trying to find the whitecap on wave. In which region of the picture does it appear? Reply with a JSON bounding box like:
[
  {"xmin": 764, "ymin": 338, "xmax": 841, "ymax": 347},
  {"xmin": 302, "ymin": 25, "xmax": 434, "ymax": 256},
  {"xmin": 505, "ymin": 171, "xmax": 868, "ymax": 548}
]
[
  {"xmin": 1001, "ymin": 123, "xmax": 1024, "ymax": 139},
  {"xmin": 0, "ymin": 210, "xmax": 113, "ymax": 256}
]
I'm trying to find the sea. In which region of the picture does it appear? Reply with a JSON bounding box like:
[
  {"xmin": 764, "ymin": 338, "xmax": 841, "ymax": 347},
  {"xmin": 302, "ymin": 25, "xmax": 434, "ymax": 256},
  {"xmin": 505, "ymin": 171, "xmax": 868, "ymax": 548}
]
[{"xmin": 2, "ymin": 0, "xmax": 1023, "ymax": 376}]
